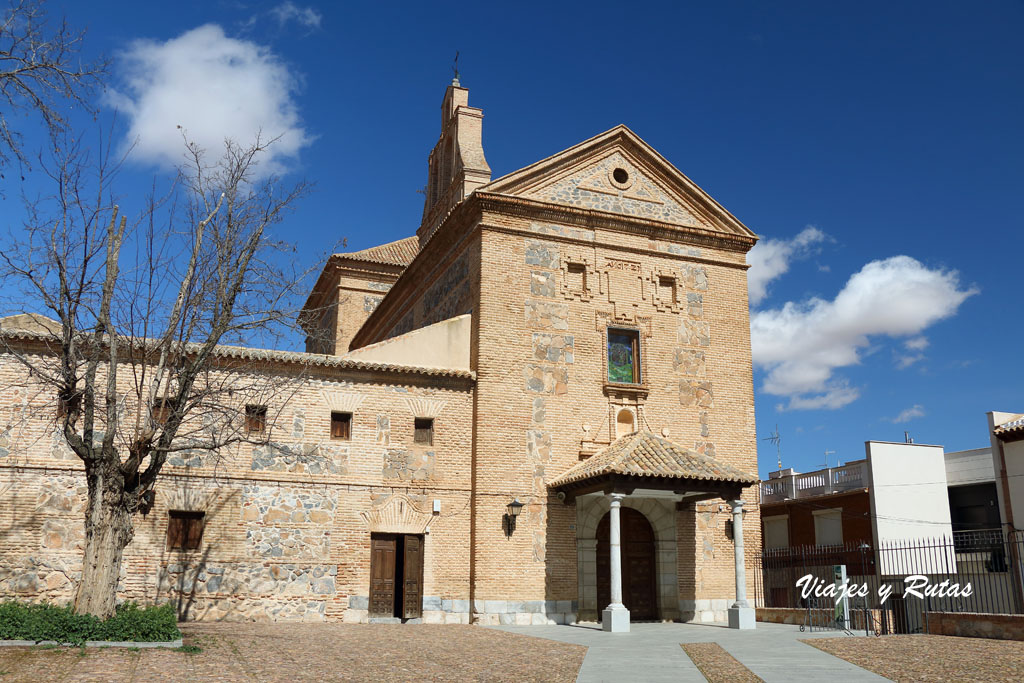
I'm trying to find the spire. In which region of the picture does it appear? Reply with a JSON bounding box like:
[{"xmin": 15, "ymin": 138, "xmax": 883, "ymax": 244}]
[{"xmin": 417, "ymin": 77, "xmax": 490, "ymax": 245}]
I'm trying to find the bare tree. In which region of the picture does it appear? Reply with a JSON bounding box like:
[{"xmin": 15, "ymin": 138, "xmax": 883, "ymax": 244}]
[
  {"xmin": 0, "ymin": 133, "xmax": 314, "ymax": 618},
  {"xmin": 0, "ymin": 0, "xmax": 106, "ymax": 172}
]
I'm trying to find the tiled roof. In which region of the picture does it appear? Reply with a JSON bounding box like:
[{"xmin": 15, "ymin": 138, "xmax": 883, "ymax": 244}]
[
  {"xmin": 0, "ymin": 327, "xmax": 474, "ymax": 380},
  {"xmin": 548, "ymin": 431, "xmax": 757, "ymax": 488},
  {"xmin": 336, "ymin": 236, "xmax": 419, "ymax": 267},
  {"xmin": 994, "ymin": 414, "xmax": 1024, "ymax": 437}
]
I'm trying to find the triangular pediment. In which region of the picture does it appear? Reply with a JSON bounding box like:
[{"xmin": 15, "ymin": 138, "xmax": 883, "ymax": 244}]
[{"xmin": 480, "ymin": 125, "xmax": 755, "ymax": 238}]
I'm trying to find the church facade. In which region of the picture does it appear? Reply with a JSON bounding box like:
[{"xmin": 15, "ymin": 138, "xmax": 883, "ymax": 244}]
[{"xmin": 0, "ymin": 81, "xmax": 761, "ymax": 627}]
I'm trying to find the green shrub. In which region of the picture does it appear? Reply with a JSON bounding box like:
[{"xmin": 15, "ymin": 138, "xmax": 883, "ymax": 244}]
[{"xmin": 0, "ymin": 601, "xmax": 181, "ymax": 645}]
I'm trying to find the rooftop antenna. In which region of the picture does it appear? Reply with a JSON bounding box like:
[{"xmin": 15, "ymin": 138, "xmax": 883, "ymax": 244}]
[
  {"xmin": 451, "ymin": 50, "xmax": 460, "ymax": 86},
  {"xmin": 823, "ymin": 449, "xmax": 835, "ymax": 468},
  {"xmin": 904, "ymin": 431, "xmax": 913, "ymax": 444},
  {"xmin": 763, "ymin": 424, "xmax": 782, "ymax": 470}
]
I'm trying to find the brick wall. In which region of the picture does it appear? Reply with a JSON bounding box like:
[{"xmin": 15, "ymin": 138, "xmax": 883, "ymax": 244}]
[
  {"xmin": 0, "ymin": 349, "xmax": 475, "ymax": 623},
  {"xmin": 926, "ymin": 611, "xmax": 1024, "ymax": 641}
]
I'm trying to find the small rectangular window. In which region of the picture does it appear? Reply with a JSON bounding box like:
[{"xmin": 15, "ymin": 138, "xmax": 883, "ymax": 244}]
[
  {"xmin": 153, "ymin": 400, "xmax": 171, "ymax": 426},
  {"xmin": 414, "ymin": 417, "xmax": 434, "ymax": 446},
  {"xmin": 331, "ymin": 412, "xmax": 352, "ymax": 440},
  {"xmin": 245, "ymin": 404, "xmax": 267, "ymax": 434},
  {"xmin": 607, "ymin": 328, "xmax": 641, "ymax": 384},
  {"xmin": 167, "ymin": 510, "xmax": 205, "ymax": 551},
  {"xmin": 813, "ymin": 508, "xmax": 843, "ymax": 547}
]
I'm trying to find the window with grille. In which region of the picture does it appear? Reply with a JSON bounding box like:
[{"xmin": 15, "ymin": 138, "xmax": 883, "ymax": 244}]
[
  {"xmin": 331, "ymin": 412, "xmax": 352, "ymax": 440},
  {"xmin": 414, "ymin": 418, "xmax": 434, "ymax": 446},
  {"xmin": 245, "ymin": 404, "xmax": 267, "ymax": 434},
  {"xmin": 167, "ymin": 510, "xmax": 205, "ymax": 551}
]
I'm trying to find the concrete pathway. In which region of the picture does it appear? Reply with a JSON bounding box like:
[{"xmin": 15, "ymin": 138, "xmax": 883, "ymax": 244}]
[{"xmin": 490, "ymin": 621, "xmax": 891, "ymax": 682}]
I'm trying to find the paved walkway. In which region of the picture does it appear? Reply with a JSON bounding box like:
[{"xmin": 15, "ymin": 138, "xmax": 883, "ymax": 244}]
[{"xmin": 490, "ymin": 621, "xmax": 891, "ymax": 682}]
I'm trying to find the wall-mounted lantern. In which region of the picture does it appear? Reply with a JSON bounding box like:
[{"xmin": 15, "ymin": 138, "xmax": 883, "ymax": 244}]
[{"xmin": 503, "ymin": 498, "xmax": 525, "ymax": 537}]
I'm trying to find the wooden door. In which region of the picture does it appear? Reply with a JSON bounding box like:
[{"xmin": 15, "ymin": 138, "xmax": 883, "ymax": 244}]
[
  {"xmin": 370, "ymin": 536, "xmax": 396, "ymax": 616},
  {"xmin": 403, "ymin": 535, "xmax": 424, "ymax": 619},
  {"xmin": 596, "ymin": 507, "xmax": 658, "ymax": 620}
]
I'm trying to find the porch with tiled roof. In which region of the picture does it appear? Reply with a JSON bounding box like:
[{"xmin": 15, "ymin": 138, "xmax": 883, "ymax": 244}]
[{"xmin": 549, "ymin": 431, "xmax": 759, "ymax": 633}]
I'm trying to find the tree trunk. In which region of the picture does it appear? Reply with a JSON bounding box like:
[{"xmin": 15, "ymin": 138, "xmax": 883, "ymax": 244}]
[{"xmin": 73, "ymin": 461, "xmax": 134, "ymax": 619}]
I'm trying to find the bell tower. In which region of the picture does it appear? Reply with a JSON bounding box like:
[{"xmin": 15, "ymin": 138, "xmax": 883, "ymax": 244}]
[{"xmin": 417, "ymin": 77, "xmax": 491, "ymax": 246}]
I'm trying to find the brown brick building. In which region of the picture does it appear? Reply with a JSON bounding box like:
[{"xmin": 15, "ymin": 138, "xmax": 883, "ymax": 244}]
[{"xmin": 0, "ymin": 80, "xmax": 761, "ymax": 628}]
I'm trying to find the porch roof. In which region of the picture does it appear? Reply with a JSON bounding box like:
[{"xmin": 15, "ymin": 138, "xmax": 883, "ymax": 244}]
[{"xmin": 548, "ymin": 431, "xmax": 757, "ymax": 494}]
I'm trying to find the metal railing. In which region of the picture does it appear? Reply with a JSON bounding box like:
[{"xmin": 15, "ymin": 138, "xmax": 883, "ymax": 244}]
[
  {"xmin": 760, "ymin": 460, "xmax": 868, "ymax": 504},
  {"xmin": 755, "ymin": 532, "xmax": 1024, "ymax": 634}
]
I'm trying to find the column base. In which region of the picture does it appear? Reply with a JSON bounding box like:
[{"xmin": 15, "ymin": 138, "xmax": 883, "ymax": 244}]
[
  {"xmin": 602, "ymin": 605, "xmax": 630, "ymax": 633},
  {"xmin": 728, "ymin": 606, "xmax": 756, "ymax": 630}
]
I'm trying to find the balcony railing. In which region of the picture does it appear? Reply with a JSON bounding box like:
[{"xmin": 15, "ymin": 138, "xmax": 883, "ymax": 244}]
[{"xmin": 760, "ymin": 460, "xmax": 868, "ymax": 504}]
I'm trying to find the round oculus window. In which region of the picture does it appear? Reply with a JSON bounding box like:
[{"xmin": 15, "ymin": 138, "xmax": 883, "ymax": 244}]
[{"xmin": 609, "ymin": 166, "xmax": 633, "ymax": 189}]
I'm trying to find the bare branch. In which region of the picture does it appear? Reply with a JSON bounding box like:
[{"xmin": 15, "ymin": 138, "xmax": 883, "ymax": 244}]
[{"xmin": 0, "ymin": 0, "xmax": 107, "ymax": 171}]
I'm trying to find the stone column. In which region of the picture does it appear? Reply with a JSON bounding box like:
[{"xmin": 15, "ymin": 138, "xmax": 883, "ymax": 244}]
[
  {"xmin": 728, "ymin": 499, "xmax": 756, "ymax": 629},
  {"xmin": 602, "ymin": 492, "xmax": 630, "ymax": 632}
]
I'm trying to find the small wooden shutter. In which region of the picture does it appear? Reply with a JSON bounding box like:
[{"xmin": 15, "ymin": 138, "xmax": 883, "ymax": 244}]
[
  {"xmin": 403, "ymin": 535, "xmax": 424, "ymax": 619},
  {"xmin": 331, "ymin": 412, "xmax": 351, "ymax": 440},
  {"xmin": 414, "ymin": 418, "xmax": 433, "ymax": 446},
  {"xmin": 185, "ymin": 515, "xmax": 205, "ymax": 549},
  {"xmin": 167, "ymin": 516, "xmax": 185, "ymax": 550},
  {"xmin": 245, "ymin": 405, "xmax": 267, "ymax": 434},
  {"xmin": 369, "ymin": 536, "xmax": 396, "ymax": 617}
]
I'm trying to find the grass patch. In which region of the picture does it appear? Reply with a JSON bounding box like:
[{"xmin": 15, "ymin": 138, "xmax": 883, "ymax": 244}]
[
  {"xmin": 0, "ymin": 601, "xmax": 181, "ymax": 646},
  {"xmin": 176, "ymin": 644, "xmax": 202, "ymax": 654}
]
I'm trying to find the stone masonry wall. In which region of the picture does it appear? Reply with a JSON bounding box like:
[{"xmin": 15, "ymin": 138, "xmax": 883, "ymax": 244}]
[{"xmin": 0, "ymin": 354, "xmax": 475, "ymax": 623}]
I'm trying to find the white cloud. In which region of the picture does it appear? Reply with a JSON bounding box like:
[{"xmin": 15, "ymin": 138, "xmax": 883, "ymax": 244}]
[
  {"xmin": 904, "ymin": 336, "xmax": 929, "ymax": 351},
  {"xmin": 752, "ymin": 256, "xmax": 977, "ymax": 411},
  {"xmin": 108, "ymin": 25, "xmax": 311, "ymax": 176},
  {"xmin": 887, "ymin": 404, "xmax": 926, "ymax": 423},
  {"xmin": 894, "ymin": 353, "xmax": 925, "ymax": 369},
  {"xmin": 893, "ymin": 335, "xmax": 931, "ymax": 368},
  {"xmin": 271, "ymin": 2, "xmax": 322, "ymax": 29},
  {"xmin": 747, "ymin": 227, "xmax": 829, "ymax": 306}
]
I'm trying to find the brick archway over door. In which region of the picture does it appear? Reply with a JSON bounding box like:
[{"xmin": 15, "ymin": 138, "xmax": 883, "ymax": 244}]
[{"xmin": 596, "ymin": 507, "xmax": 658, "ymax": 620}]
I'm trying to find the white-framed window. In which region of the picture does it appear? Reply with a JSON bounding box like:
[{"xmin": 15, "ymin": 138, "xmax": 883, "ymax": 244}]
[
  {"xmin": 762, "ymin": 514, "xmax": 790, "ymax": 549},
  {"xmin": 812, "ymin": 508, "xmax": 843, "ymax": 546}
]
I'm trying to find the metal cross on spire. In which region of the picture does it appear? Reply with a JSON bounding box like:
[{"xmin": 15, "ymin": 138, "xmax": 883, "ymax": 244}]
[{"xmin": 452, "ymin": 50, "xmax": 460, "ymax": 86}]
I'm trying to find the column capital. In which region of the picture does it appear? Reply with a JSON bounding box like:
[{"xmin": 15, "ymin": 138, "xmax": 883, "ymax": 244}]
[
  {"xmin": 729, "ymin": 499, "xmax": 744, "ymax": 511},
  {"xmin": 609, "ymin": 492, "xmax": 627, "ymax": 504}
]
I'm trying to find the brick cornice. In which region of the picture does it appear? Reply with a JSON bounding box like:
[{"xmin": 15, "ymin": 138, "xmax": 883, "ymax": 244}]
[{"xmin": 474, "ymin": 192, "xmax": 756, "ymax": 254}]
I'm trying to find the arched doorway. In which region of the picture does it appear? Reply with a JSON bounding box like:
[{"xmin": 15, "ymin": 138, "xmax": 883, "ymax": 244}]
[{"xmin": 596, "ymin": 507, "xmax": 658, "ymax": 620}]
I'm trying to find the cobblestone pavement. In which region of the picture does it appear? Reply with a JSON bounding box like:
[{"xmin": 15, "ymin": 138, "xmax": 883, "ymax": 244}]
[
  {"xmin": 804, "ymin": 634, "xmax": 1024, "ymax": 682},
  {"xmin": 0, "ymin": 623, "xmax": 586, "ymax": 682}
]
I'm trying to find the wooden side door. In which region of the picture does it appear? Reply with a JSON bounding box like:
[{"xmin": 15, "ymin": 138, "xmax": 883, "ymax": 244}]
[
  {"xmin": 370, "ymin": 536, "xmax": 397, "ymax": 617},
  {"xmin": 403, "ymin": 535, "xmax": 424, "ymax": 619}
]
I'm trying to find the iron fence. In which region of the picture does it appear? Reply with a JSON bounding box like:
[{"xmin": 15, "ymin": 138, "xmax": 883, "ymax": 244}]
[{"xmin": 755, "ymin": 530, "xmax": 1024, "ymax": 634}]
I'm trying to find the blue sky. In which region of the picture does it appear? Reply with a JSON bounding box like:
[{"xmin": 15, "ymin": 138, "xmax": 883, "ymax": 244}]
[{"xmin": 5, "ymin": 0, "xmax": 1023, "ymax": 476}]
